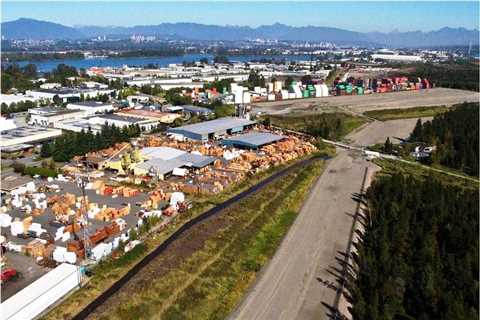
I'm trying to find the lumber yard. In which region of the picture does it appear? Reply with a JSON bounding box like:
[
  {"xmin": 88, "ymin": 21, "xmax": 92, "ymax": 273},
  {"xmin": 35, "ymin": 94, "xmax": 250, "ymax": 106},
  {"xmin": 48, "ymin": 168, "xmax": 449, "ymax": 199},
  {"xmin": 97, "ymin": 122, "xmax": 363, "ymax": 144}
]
[{"xmin": 0, "ymin": 116, "xmax": 317, "ymax": 320}]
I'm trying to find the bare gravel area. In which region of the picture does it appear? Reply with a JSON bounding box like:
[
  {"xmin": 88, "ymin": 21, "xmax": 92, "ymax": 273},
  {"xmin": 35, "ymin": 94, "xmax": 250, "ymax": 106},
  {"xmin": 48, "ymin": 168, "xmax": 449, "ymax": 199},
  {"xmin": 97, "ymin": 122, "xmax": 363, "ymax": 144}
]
[
  {"xmin": 252, "ymin": 88, "xmax": 479, "ymax": 115},
  {"xmin": 347, "ymin": 117, "xmax": 432, "ymax": 146}
]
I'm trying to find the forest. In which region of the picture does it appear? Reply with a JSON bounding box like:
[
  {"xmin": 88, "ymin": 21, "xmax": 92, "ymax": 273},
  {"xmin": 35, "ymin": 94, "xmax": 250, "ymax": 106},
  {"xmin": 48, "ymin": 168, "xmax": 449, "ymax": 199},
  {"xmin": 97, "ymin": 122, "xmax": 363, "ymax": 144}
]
[
  {"xmin": 409, "ymin": 102, "xmax": 479, "ymax": 176},
  {"xmin": 395, "ymin": 62, "xmax": 479, "ymax": 92},
  {"xmin": 41, "ymin": 124, "xmax": 142, "ymax": 162},
  {"xmin": 347, "ymin": 173, "xmax": 479, "ymax": 320}
]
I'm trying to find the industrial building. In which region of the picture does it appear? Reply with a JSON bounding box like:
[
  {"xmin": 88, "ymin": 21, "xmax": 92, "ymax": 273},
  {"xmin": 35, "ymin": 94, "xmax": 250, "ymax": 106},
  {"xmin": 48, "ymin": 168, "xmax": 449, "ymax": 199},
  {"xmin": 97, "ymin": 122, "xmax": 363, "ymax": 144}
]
[
  {"xmin": 221, "ymin": 132, "xmax": 285, "ymax": 149},
  {"xmin": 133, "ymin": 146, "xmax": 215, "ymax": 179},
  {"xmin": 28, "ymin": 107, "xmax": 86, "ymax": 127},
  {"xmin": 89, "ymin": 114, "xmax": 162, "ymax": 132},
  {"xmin": 180, "ymin": 105, "xmax": 214, "ymax": 117},
  {"xmin": 167, "ymin": 117, "xmax": 256, "ymax": 141},
  {"xmin": 117, "ymin": 109, "xmax": 181, "ymax": 124},
  {"xmin": 0, "ymin": 126, "xmax": 63, "ymax": 148},
  {"xmin": 66, "ymin": 101, "xmax": 115, "ymax": 115}
]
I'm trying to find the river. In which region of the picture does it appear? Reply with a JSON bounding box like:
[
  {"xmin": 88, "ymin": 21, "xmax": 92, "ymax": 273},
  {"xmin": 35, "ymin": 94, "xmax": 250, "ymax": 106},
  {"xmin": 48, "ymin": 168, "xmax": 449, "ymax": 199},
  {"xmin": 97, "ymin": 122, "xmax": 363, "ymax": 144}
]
[{"xmin": 16, "ymin": 54, "xmax": 314, "ymax": 72}]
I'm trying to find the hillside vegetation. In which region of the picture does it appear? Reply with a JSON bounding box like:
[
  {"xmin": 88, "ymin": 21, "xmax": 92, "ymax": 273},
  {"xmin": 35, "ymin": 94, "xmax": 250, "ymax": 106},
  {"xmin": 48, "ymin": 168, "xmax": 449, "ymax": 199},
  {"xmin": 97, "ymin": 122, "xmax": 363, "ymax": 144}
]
[{"xmin": 347, "ymin": 172, "xmax": 479, "ymax": 320}]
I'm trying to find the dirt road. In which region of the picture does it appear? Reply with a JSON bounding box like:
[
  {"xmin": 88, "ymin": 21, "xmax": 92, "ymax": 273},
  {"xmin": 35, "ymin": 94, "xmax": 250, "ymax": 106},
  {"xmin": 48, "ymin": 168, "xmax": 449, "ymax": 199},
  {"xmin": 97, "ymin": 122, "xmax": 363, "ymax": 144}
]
[
  {"xmin": 252, "ymin": 88, "xmax": 479, "ymax": 115},
  {"xmin": 230, "ymin": 118, "xmax": 427, "ymax": 320}
]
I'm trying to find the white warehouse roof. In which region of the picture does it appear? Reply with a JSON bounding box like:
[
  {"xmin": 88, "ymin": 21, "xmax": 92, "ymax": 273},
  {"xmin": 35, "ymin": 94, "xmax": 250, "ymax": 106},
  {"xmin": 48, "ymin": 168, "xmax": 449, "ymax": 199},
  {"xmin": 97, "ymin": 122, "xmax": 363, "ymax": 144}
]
[{"xmin": 168, "ymin": 117, "xmax": 255, "ymax": 136}]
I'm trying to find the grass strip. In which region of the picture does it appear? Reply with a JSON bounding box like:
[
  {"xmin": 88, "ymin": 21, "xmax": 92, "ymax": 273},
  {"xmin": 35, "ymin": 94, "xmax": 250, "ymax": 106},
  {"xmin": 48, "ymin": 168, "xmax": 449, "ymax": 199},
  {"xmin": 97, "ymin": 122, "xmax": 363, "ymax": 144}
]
[{"xmin": 364, "ymin": 106, "xmax": 448, "ymax": 121}]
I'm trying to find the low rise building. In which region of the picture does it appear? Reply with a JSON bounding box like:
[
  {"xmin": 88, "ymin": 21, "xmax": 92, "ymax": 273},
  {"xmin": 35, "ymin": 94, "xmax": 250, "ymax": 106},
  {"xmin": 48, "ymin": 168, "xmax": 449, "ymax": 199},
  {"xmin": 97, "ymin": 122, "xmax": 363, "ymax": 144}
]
[
  {"xmin": 133, "ymin": 146, "xmax": 215, "ymax": 179},
  {"xmin": 167, "ymin": 117, "xmax": 256, "ymax": 141},
  {"xmin": 221, "ymin": 132, "xmax": 285, "ymax": 149},
  {"xmin": 66, "ymin": 101, "xmax": 115, "ymax": 115},
  {"xmin": 117, "ymin": 109, "xmax": 181, "ymax": 124},
  {"xmin": 1, "ymin": 126, "xmax": 63, "ymax": 148},
  {"xmin": 29, "ymin": 107, "xmax": 86, "ymax": 127},
  {"xmin": 89, "ymin": 114, "xmax": 161, "ymax": 132}
]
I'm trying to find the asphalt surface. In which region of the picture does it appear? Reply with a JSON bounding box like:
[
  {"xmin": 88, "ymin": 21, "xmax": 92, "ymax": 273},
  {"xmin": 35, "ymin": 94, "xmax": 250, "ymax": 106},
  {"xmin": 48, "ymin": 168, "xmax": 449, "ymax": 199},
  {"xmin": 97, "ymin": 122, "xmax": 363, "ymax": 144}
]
[
  {"xmin": 1, "ymin": 252, "xmax": 51, "ymax": 302},
  {"xmin": 229, "ymin": 118, "xmax": 426, "ymax": 320}
]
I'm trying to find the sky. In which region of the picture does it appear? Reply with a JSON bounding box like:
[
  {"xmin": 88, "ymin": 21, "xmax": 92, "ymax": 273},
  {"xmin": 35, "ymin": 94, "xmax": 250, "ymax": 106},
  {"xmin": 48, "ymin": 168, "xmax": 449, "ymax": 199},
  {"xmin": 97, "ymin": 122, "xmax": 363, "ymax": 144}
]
[{"xmin": 2, "ymin": 1, "xmax": 479, "ymax": 33}]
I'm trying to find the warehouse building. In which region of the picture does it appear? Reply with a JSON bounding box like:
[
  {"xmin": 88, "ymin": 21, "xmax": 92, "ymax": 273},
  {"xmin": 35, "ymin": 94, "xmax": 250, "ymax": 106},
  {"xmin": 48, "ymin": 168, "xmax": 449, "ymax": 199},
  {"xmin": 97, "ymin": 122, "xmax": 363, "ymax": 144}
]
[
  {"xmin": 66, "ymin": 101, "xmax": 115, "ymax": 115},
  {"xmin": 221, "ymin": 132, "xmax": 285, "ymax": 149},
  {"xmin": 89, "ymin": 114, "xmax": 162, "ymax": 132},
  {"xmin": 29, "ymin": 107, "xmax": 86, "ymax": 127},
  {"xmin": 1, "ymin": 126, "xmax": 63, "ymax": 148},
  {"xmin": 133, "ymin": 146, "xmax": 215, "ymax": 179},
  {"xmin": 167, "ymin": 117, "xmax": 256, "ymax": 141},
  {"xmin": 117, "ymin": 109, "xmax": 181, "ymax": 124}
]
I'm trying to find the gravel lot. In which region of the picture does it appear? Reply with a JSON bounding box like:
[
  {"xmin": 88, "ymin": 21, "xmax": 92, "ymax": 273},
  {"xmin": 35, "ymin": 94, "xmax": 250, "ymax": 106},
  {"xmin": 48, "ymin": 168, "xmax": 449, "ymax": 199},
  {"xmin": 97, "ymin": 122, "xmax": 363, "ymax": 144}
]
[
  {"xmin": 347, "ymin": 117, "xmax": 432, "ymax": 146},
  {"xmin": 252, "ymin": 88, "xmax": 479, "ymax": 115}
]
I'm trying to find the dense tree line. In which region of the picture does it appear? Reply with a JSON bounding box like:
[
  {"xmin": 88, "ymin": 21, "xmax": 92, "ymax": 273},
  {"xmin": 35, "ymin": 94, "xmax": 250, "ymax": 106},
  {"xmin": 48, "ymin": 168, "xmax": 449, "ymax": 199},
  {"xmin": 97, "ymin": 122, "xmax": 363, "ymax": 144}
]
[
  {"xmin": 2, "ymin": 51, "xmax": 84, "ymax": 62},
  {"xmin": 395, "ymin": 62, "xmax": 479, "ymax": 91},
  {"xmin": 1, "ymin": 100, "xmax": 38, "ymax": 115},
  {"xmin": 347, "ymin": 173, "xmax": 478, "ymax": 320},
  {"xmin": 113, "ymin": 48, "xmax": 183, "ymax": 58},
  {"xmin": 244, "ymin": 70, "xmax": 266, "ymax": 89},
  {"xmin": 42, "ymin": 124, "xmax": 142, "ymax": 162},
  {"xmin": 409, "ymin": 102, "xmax": 479, "ymax": 176},
  {"xmin": 1, "ymin": 63, "xmax": 38, "ymax": 93},
  {"xmin": 165, "ymin": 88, "xmax": 192, "ymax": 105},
  {"xmin": 44, "ymin": 63, "xmax": 79, "ymax": 85}
]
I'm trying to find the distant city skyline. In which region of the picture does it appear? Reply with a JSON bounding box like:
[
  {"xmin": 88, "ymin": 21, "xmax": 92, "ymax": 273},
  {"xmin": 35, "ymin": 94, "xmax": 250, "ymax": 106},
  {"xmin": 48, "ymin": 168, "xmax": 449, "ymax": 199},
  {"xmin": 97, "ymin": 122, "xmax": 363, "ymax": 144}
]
[{"xmin": 2, "ymin": 1, "xmax": 479, "ymax": 33}]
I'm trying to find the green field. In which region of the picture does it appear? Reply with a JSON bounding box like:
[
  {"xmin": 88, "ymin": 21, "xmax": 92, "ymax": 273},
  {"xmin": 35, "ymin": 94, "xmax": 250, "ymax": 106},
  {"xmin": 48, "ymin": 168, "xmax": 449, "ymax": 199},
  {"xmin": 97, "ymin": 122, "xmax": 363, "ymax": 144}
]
[
  {"xmin": 364, "ymin": 105, "xmax": 449, "ymax": 121},
  {"xmin": 88, "ymin": 159, "xmax": 325, "ymax": 320},
  {"xmin": 266, "ymin": 112, "xmax": 366, "ymax": 140}
]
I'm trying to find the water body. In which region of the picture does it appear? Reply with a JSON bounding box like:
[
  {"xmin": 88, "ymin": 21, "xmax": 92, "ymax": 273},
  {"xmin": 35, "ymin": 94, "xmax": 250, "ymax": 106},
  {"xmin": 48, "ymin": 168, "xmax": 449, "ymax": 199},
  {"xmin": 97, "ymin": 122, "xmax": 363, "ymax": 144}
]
[{"xmin": 16, "ymin": 54, "xmax": 313, "ymax": 72}]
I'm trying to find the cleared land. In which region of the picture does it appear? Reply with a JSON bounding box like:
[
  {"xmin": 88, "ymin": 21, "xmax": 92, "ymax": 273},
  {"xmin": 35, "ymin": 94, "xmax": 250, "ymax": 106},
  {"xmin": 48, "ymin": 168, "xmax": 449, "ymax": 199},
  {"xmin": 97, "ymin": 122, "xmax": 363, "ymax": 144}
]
[
  {"xmin": 252, "ymin": 88, "xmax": 479, "ymax": 114},
  {"xmin": 81, "ymin": 159, "xmax": 326, "ymax": 319},
  {"xmin": 347, "ymin": 117, "xmax": 432, "ymax": 146}
]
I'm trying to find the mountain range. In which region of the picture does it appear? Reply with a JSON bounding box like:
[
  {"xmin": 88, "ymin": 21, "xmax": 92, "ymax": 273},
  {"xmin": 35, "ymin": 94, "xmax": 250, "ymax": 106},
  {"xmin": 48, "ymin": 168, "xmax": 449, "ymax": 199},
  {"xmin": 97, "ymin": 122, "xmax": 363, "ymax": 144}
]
[{"xmin": 2, "ymin": 18, "xmax": 479, "ymax": 47}]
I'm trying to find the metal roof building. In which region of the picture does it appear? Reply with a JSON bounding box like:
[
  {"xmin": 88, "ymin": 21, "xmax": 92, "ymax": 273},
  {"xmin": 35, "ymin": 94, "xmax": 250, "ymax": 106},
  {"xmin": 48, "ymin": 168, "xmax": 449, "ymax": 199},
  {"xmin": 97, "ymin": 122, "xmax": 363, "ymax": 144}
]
[
  {"xmin": 221, "ymin": 132, "xmax": 285, "ymax": 149},
  {"xmin": 167, "ymin": 117, "xmax": 256, "ymax": 141},
  {"xmin": 135, "ymin": 146, "xmax": 215, "ymax": 179}
]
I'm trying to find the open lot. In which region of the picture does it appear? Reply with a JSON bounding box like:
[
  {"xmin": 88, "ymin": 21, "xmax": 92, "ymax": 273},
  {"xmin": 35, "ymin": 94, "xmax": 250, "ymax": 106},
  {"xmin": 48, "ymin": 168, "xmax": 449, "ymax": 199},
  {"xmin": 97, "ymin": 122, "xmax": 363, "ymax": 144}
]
[
  {"xmin": 1, "ymin": 252, "xmax": 51, "ymax": 302},
  {"xmin": 346, "ymin": 117, "xmax": 432, "ymax": 146},
  {"xmin": 252, "ymin": 88, "xmax": 479, "ymax": 114}
]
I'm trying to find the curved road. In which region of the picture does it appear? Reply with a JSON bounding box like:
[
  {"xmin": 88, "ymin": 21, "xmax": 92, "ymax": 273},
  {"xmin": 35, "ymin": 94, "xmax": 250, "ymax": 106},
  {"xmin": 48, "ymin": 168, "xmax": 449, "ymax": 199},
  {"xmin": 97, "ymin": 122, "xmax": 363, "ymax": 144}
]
[{"xmin": 230, "ymin": 118, "xmax": 423, "ymax": 320}]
